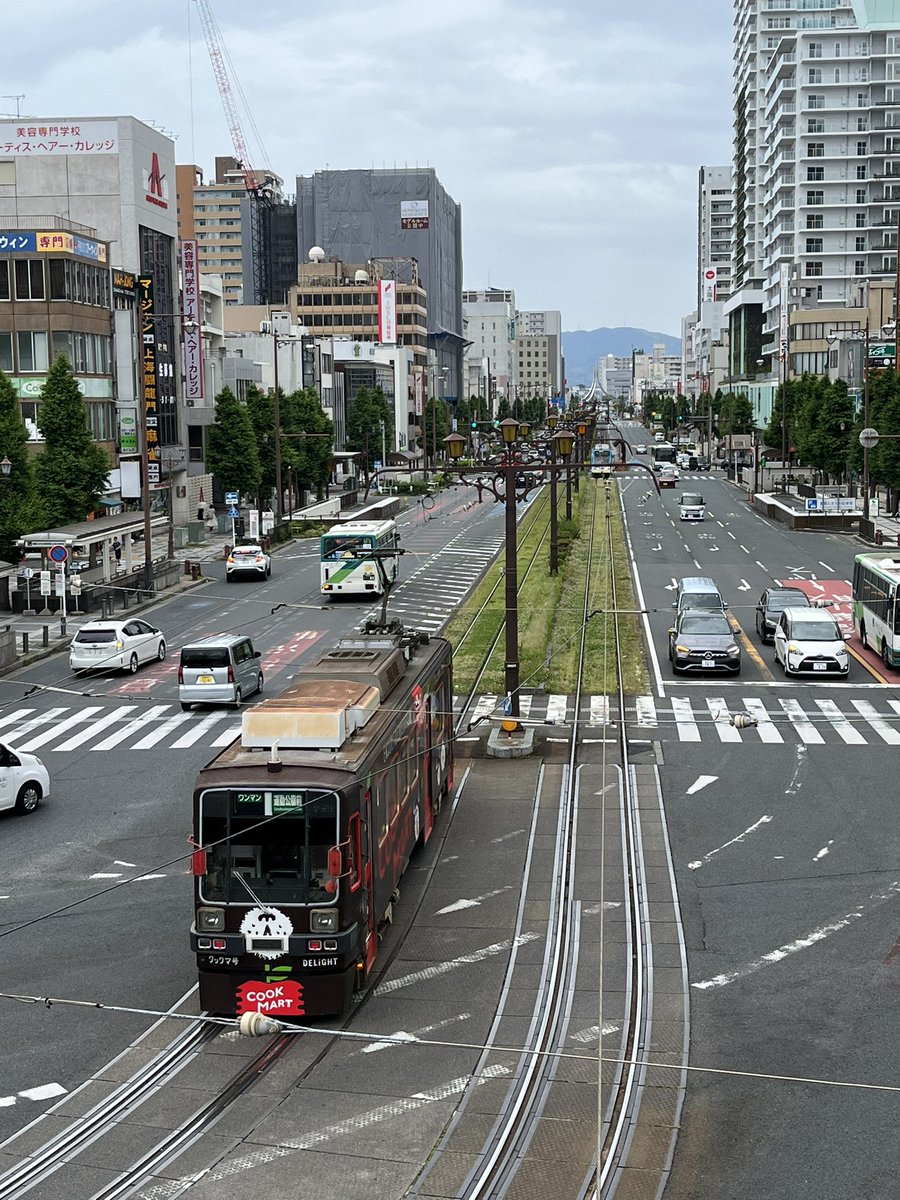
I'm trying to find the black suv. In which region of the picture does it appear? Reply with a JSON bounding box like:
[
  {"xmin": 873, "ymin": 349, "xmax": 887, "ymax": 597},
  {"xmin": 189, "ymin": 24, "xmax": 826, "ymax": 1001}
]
[
  {"xmin": 668, "ymin": 609, "xmax": 742, "ymax": 675},
  {"xmin": 755, "ymin": 586, "xmax": 811, "ymax": 644}
]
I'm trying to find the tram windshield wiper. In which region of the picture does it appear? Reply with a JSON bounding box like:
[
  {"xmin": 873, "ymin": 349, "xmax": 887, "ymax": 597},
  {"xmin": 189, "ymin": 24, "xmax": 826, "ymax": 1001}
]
[{"xmin": 231, "ymin": 868, "xmax": 265, "ymax": 907}]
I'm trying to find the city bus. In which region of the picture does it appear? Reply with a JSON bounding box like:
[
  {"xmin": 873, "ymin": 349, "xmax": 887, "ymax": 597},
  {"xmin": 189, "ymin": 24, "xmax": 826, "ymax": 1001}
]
[
  {"xmin": 851, "ymin": 551, "xmax": 900, "ymax": 667},
  {"xmin": 320, "ymin": 519, "xmax": 399, "ymax": 595}
]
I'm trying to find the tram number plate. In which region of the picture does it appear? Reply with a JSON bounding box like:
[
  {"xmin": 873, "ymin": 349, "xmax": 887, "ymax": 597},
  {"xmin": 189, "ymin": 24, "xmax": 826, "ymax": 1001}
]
[
  {"xmin": 201, "ymin": 955, "xmax": 239, "ymax": 968},
  {"xmin": 302, "ymin": 956, "xmax": 339, "ymax": 969},
  {"xmin": 198, "ymin": 675, "xmax": 215, "ymax": 684}
]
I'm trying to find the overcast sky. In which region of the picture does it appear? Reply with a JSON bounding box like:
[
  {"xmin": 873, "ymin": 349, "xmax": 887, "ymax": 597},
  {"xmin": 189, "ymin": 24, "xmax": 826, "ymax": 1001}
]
[{"xmin": 3, "ymin": 0, "xmax": 733, "ymax": 336}]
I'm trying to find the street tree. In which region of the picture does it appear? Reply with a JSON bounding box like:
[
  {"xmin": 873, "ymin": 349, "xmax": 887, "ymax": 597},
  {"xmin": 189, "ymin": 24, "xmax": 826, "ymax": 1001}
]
[
  {"xmin": 245, "ymin": 384, "xmax": 276, "ymax": 506},
  {"xmin": 423, "ymin": 397, "xmax": 449, "ymax": 465},
  {"xmin": 205, "ymin": 386, "xmax": 261, "ymax": 499},
  {"xmin": 284, "ymin": 387, "xmax": 333, "ymax": 501},
  {"xmin": 345, "ymin": 386, "xmax": 392, "ymax": 478},
  {"xmin": 35, "ymin": 355, "xmax": 110, "ymax": 526},
  {"xmin": 0, "ymin": 370, "xmax": 41, "ymax": 560}
]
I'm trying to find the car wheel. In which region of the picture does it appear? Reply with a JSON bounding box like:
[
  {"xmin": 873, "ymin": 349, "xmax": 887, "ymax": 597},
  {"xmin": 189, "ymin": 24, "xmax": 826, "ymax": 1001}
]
[
  {"xmin": 181, "ymin": 702, "xmax": 193, "ymax": 712},
  {"xmin": 226, "ymin": 573, "xmax": 234, "ymax": 583},
  {"xmin": 256, "ymin": 672, "xmax": 264, "ymax": 695},
  {"xmin": 128, "ymin": 653, "xmax": 139, "ymax": 674},
  {"xmin": 157, "ymin": 640, "xmax": 167, "ymax": 661},
  {"xmin": 15, "ymin": 782, "xmax": 41, "ymax": 814},
  {"xmin": 232, "ymin": 687, "xmax": 243, "ymax": 710},
  {"xmin": 859, "ymin": 622, "xmax": 867, "ymax": 648}
]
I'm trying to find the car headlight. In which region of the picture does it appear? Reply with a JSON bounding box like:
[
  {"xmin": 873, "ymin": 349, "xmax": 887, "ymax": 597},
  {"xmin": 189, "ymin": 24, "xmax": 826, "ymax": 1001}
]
[
  {"xmin": 197, "ymin": 907, "xmax": 225, "ymax": 932},
  {"xmin": 674, "ymin": 644, "xmax": 691, "ymax": 655},
  {"xmin": 726, "ymin": 644, "xmax": 740, "ymax": 655},
  {"xmin": 310, "ymin": 908, "xmax": 339, "ymax": 933},
  {"xmin": 787, "ymin": 643, "xmax": 801, "ymax": 655}
]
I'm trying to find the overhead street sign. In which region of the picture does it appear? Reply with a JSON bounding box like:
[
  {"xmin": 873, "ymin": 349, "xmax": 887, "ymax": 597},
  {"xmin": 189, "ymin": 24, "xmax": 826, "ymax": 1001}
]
[
  {"xmin": 225, "ymin": 491, "xmax": 239, "ymax": 505},
  {"xmin": 859, "ymin": 427, "xmax": 880, "ymax": 450}
]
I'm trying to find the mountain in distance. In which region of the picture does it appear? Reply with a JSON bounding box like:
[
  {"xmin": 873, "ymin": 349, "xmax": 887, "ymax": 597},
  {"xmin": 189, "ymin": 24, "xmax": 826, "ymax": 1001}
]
[{"xmin": 563, "ymin": 327, "xmax": 682, "ymax": 385}]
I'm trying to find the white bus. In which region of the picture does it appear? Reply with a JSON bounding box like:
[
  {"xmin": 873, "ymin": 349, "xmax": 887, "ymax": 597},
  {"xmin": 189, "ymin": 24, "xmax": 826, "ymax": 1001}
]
[
  {"xmin": 851, "ymin": 551, "xmax": 900, "ymax": 668},
  {"xmin": 320, "ymin": 519, "xmax": 400, "ymax": 595}
]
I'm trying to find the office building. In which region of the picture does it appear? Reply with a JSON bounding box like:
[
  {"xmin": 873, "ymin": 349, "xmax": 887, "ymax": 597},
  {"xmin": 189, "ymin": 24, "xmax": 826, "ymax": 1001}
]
[
  {"xmin": 515, "ymin": 309, "xmax": 563, "ymax": 397},
  {"xmin": 462, "ymin": 288, "xmax": 516, "ymax": 404}
]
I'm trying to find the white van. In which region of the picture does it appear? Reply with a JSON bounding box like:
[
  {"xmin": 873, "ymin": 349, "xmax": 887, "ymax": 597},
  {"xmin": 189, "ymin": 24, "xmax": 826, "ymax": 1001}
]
[
  {"xmin": 678, "ymin": 492, "xmax": 706, "ymax": 522},
  {"xmin": 178, "ymin": 635, "xmax": 263, "ymax": 710}
]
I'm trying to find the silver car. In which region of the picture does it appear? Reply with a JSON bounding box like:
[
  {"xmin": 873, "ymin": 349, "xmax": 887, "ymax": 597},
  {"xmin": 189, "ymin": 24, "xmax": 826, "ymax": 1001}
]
[{"xmin": 178, "ymin": 635, "xmax": 263, "ymax": 710}]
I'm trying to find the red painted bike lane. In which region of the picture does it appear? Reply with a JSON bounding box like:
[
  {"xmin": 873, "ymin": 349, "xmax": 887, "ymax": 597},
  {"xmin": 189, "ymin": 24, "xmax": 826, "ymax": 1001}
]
[{"xmin": 779, "ymin": 576, "xmax": 900, "ymax": 682}]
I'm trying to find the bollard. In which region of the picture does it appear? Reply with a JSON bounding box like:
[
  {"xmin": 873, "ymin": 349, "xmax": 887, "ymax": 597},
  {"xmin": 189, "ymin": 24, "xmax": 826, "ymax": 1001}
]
[
  {"xmin": 100, "ymin": 598, "xmax": 108, "ymax": 619},
  {"xmin": 184, "ymin": 558, "xmax": 192, "ymax": 575},
  {"xmin": 191, "ymin": 563, "xmax": 201, "ymax": 581},
  {"xmin": 21, "ymin": 632, "xmax": 28, "ymax": 654},
  {"xmin": 875, "ymin": 530, "xmax": 884, "ymax": 546},
  {"xmin": 42, "ymin": 625, "xmax": 49, "ymax": 648}
]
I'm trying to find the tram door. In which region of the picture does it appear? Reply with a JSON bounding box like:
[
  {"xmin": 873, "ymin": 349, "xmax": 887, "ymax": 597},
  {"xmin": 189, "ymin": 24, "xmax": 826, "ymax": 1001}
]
[{"xmin": 423, "ymin": 697, "xmax": 434, "ymax": 840}]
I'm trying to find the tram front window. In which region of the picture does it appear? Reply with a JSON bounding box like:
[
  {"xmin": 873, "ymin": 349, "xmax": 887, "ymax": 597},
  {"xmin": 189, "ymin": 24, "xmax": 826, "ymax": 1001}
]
[{"xmin": 200, "ymin": 793, "xmax": 337, "ymax": 904}]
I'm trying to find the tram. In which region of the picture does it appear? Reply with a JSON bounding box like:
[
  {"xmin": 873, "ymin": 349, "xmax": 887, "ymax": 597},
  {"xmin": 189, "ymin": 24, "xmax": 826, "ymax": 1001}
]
[
  {"xmin": 190, "ymin": 623, "xmax": 454, "ymax": 1018},
  {"xmin": 590, "ymin": 443, "xmax": 614, "ymax": 477}
]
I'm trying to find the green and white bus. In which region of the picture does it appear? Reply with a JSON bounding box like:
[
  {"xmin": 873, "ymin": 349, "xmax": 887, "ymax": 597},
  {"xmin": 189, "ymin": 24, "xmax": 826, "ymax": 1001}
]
[
  {"xmin": 320, "ymin": 519, "xmax": 400, "ymax": 596},
  {"xmin": 851, "ymin": 551, "xmax": 900, "ymax": 667}
]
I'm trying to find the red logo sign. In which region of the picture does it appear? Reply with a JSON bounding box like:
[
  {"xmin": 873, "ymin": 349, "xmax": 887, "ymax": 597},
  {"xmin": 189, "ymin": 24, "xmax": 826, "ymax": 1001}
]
[
  {"xmin": 145, "ymin": 152, "xmax": 168, "ymax": 210},
  {"xmin": 236, "ymin": 979, "xmax": 305, "ymax": 1016}
]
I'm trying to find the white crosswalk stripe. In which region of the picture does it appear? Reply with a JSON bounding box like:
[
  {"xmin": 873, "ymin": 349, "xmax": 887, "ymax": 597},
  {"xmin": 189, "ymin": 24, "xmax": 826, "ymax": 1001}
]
[
  {"xmin": 672, "ymin": 697, "xmax": 701, "ymax": 742},
  {"xmin": 132, "ymin": 710, "xmax": 191, "ymax": 749},
  {"xmin": 91, "ymin": 705, "xmax": 172, "ymax": 751},
  {"xmin": 742, "ymin": 698, "xmax": 783, "ymax": 743},
  {"xmin": 170, "ymin": 713, "xmax": 228, "ymax": 748},
  {"xmin": 850, "ymin": 699, "xmax": 900, "ymax": 744},
  {"xmin": 814, "ymin": 699, "xmax": 866, "ymax": 745},
  {"xmin": 590, "ymin": 696, "xmax": 610, "ymax": 727},
  {"xmin": 707, "ymin": 698, "xmax": 742, "ymax": 742},
  {"xmin": 16, "ymin": 706, "xmax": 105, "ymax": 752},
  {"xmin": 4, "ymin": 708, "xmax": 69, "ymax": 745},
  {"xmin": 635, "ymin": 696, "xmax": 657, "ymax": 727},
  {"xmin": 546, "ymin": 694, "xmax": 568, "ymax": 724},
  {"xmin": 778, "ymin": 698, "xmax": 825, "ymax": 745},
  {"xmin": 53, "ymin": 707, "xmax": 139, "ymax": 751}
]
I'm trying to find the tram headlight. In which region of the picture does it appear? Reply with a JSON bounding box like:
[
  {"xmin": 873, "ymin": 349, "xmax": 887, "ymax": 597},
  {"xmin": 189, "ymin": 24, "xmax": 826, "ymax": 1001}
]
[
  {"xmin": 310, "ymin": 908, "xmax": 339, "ymax": 933},
  {"xmin": 197, "ymin": 906, "xmax": 225, "ymax": 932}
]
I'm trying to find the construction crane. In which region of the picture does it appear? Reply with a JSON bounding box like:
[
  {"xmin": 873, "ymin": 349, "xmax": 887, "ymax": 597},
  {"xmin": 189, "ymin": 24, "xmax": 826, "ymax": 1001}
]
[{"xmin": 193, "ymin": 0, "xmax": 273, "ymax": 304}]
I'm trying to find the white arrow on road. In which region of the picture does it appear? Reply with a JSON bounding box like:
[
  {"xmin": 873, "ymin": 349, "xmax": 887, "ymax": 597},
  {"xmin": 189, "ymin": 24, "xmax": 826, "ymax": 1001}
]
[
  {"xmin": 664, "ymin": 578, "xmax": 677, "ymax": 591},
  {"xmin": 686, "ymin": 775, "xmax": 718, "ymax": 796},
  {"xmin": 737, "ymin": 579, "xmax": 751, "ymax": 591},
  {"xmin": 651, "ymin": 543, "xmax": 662, "ymax": 552},
  {"xmin": 708, "ymin": 545, "xmax": 720, "ymax": 552},
  {"xmin": 436, "ymin": 886, "xmax": 513, "ymax": 915}
]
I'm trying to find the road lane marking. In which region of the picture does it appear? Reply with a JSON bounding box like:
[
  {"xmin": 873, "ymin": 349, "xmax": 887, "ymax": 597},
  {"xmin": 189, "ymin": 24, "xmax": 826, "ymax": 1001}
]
[
  {"xmin": 170, "ymin": 713, "xmax": 227, "ymax": 748},
  {"xmin": 4, "ymin": 707, "xmax": 69, "ymax": 745},
  {"xmin": 742, "ymin": 698, "xmax": 783, "ymax": 742},
  {"xmin": 707, "ymin": 699, "xmax": 742, "ymax": 742},
  {"xmin": 688, "ymin": 814, "xmax": 772, "ymax": 870},
  {"xmin": 546, "ymin": 694, "xmax": 568, "ymax": 723},
  {"xmin": 14, "ymin": 706, "xmax": 105, "ymax": 751},
  {"xmin": 850, "ymin": 699, "xmax": 900, "ymax": 744},
  {"xmin": 635, "ymin": 696, "xmax": 657, "ymax": 727},
  {"xmin": 53, "ymin": 707, "xmax": 139, "ymax": 751},
  {"xmin": 813, "ymin": 841, "xmax": 834, "ymax": 862},
  {"xmin": 376, "ymin": 932, "xmax": 541, "ymax": 995},
  {"xmin": 590, "ymin": 696, "xmax": 610, "ymax": 726},
  {"xmin": 686, "ymin": 775, "xmax": 717, "ymax": 795},
  {"xmin": 779, "ymin": 699, "xmax": 825, "ymax": 745},
  {"xmin": 672, "ymin": 697, "xmax": 701, "ymax": 742},
  {"xmin": 131, "ymin": 711, "xmax": 191, "ymax": 749},
  {"xmin": 814, "ymin": 700, "xmax": 866, "ymax": 745},
  {"xmin": 91, "ymin": 705, "xmax": 172, "ymax": 751}
]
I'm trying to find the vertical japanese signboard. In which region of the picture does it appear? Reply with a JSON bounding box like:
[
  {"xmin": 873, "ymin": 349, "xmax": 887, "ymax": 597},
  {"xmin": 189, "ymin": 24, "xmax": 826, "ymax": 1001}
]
[
  {"xmin": 378, "ymin": 279, "xmax": 397, "ymax": 344},
  {"xmin": 779, "ymin": 262, "xmax": 790, "ymax": 365},
  {"xmin": 137, "ymin": 276, "xmax": 161, "ymax": 488},
  {"xmin": 180, "ymin": 239, "xmax": 204, "ymax": 403}
]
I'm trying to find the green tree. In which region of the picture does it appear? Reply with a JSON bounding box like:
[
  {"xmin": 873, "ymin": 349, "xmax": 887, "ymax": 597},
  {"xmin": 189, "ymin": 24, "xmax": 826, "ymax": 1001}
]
[
  {"xmin": 423, "ymin": 397, "xmax": 448, "ymax": 465},
  {"xmin": 345, "ymin": 386, "xmax": 392, "ymax": 478},
  {"xmin": 245, "ymin": 384, "xmax": 276, "ymax": 505},
  {"xmin": 496, "ymin": 396, "xmax": 511, "ymax": 420},
  {"xmin": 0, "ymin": 371, "xmax": 41, "ymax": 560},
  {"xmin": 35, "ymin": 356, "xmax": 110, "ymax": 527},
  {"xmin": 284, "ymin": 387, "xmax": 333, "ymax": 501},
  {"xmin": 205, "ymin": 386, "xmax": 261, "ymax": 498}
]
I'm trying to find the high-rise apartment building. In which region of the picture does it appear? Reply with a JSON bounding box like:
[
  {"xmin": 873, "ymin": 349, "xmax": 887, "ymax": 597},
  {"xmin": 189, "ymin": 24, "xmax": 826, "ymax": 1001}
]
[
  {"xmin": 515, "ymin": 310, "xmax": 563, "ymax": 396},
  {"xmin": 698, "ymin": 165, "xmax": 734, "ymax": 310},
  {"xmin": 729, "ymin": 2, "xmax": 900, "ymax": 377}
]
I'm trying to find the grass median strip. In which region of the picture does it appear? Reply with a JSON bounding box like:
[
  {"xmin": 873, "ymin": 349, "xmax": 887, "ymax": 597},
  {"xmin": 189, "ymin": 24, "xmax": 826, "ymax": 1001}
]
[{"xmin": 447, "ymin": 481, "xmax": 648, "ymax": 697}]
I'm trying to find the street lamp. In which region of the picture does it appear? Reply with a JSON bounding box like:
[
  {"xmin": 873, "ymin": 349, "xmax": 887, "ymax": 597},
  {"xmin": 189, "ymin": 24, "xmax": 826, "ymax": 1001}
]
[
  {"xmin": 549, "ymin": 429, "xmax": 574, "ymax": 575},
  {"xmin": 429, "ymin": 365, "xmax": 450, "ymax": 471},
  {"xmin": 827, "ymin": 321, "xmax": 870, "ymax": 521},
  {"xmin": 0, "ymin": 457, "xmax": 12, "ymax": 479}
]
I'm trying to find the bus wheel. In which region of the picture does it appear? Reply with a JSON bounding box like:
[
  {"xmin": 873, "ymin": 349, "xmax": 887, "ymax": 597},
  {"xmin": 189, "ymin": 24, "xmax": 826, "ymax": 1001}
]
[
  {"xmin": 860, "ymin": 622, "xmax": 867, "ymax": 649},
  {"xmin": 882, "ymin": 640, "xmax": 891, "ymax": 669}
]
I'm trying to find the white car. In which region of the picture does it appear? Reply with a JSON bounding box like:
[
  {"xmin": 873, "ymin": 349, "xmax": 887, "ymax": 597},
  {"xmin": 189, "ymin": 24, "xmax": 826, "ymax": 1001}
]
[
  {"xmin": 69, "ymin": 619, "xmax": 167, "ymax": 675},
  {"xmin": 634, "ymin": 444, "xmax": 648, "ymax": 455},
  {"xmin": 773, "ymin": 608, "xmax": 849, "ymax": 677},
  {"xmin": 0, "ymin": 742, "xmax": 50, "ymax": 816},
  {"xmin": 226, "ymin": 544, "xmax": 272, "ymax": 581}
]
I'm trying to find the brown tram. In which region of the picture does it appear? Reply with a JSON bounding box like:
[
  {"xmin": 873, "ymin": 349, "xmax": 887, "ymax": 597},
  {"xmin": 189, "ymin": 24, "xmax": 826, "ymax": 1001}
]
[{"xmin": 190, "ymin": 624, "xmax": 454, "ymax": 1018}]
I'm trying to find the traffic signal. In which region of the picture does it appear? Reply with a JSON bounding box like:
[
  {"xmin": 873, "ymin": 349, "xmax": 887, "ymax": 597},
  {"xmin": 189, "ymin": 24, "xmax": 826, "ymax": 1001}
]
[{"xmin": 471, "ymin": 420, "xmax": 478, "ymax": 430}]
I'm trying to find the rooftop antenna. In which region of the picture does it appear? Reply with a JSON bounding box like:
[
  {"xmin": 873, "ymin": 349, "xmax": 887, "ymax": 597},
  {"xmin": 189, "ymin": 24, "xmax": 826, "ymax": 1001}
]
[{"xmin": 1, "ymin": 95, "xmax": 25, "ymax": 118}]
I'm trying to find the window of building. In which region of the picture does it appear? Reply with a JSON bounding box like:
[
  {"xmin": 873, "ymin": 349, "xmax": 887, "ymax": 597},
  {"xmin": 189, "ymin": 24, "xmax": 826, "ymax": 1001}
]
[
  {"xmin": 808, "ymin": 94, "xmax": 825, "ymax": 109},
  {"xmin": 856, "ymin": 212, "xmax": 867, "ymax": 227},
  {"xmin": 0, "ymin": 331, "xmax": 11, "ymax": 371},
  {"xmin": 856, "ymin": 165, "xmax": 867, "ymax": 180},
  {"xmin": 14, "ymin": 259, "xmax": 44, "ymax": 300},
  {"xmin": 0, "ymin": 260, "xmax": 8, "ymax": 302},
  {"xmin": 805, "ymin": 261, "xmax": 824, "ymax": 277},
  {"xmin": 808, "ymin": 143, "xmax": 824, "ymax": 157},
  {"xmin": 808, "ymin": 68, "xmax": 823, "ymax": 84},
  {"xmin": 808, "ymin": 118, "xmax": 825, "ymax": 133},
  {"xmin": 807, "ymin": 212, "xmax": 824, "ymax": 228},
  {"xmin": 806, "ymin": 238, "xmax": 824, "ymax": 253},
  {"xmin": 856, "ymin": 236, "xmax": 867, "ymax": 251},
  {"xmin": 856, "ymin": 189, "xmax": 867, "ymax": 204},
  {"xmin": 17, "ymin": 330, "xmax": 49, "ymax": 372},
  {"xmin": 856, "ymin": 140, "xmax": 868, "ymax": 157},
  {"xmin": 854, "ymin": 259, "xmax": 866, "ymax": 275},
  {"xmin": 807, "ymin": 166, "xmax": 825, "ymax": 181},
  {"xmin": 807, "ymin": 190, "xmax": 824, "ymax": 205}
]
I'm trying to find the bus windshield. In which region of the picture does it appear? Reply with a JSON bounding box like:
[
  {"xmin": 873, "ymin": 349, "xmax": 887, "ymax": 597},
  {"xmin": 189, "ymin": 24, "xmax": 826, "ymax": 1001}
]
[
  {"xmin": 200, "ymin": 790, "xmax": 338, "ymax": 905},
  {"xmin": 322, "ymin": 535, "xmax": 372, "ymax": 560}
]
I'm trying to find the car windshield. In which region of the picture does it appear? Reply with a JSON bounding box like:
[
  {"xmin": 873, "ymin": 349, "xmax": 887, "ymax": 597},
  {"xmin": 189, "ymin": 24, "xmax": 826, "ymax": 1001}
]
[
  {"xmin": 768, "ymin": 592, "xmax": 809, "ymax": 611},
  {"xmin": 683, "ymin": 592, "xmax": 721, "ymax": 609},
  {"xmin": 681, "ymin": 615, "xmax": 731, "ymax": 636},
  {"xmin": 181, "ymin": 647, "xmax": 230, "ymax": 668},
  {"xmin": 793, "ymin": 620, "xmax": 841, "ymax": 641},
  {"xmin": 74, "ymin": 628, "xmax": 116, "ymax": 643},
  {"xmin": 681, "ymin": 494, "xmax": 703, "ymax": 506}
]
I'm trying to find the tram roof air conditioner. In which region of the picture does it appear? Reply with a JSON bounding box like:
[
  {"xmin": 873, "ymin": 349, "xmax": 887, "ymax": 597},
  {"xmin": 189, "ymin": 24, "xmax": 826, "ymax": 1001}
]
[{"xmin": 241, "ymin": 680, "xmax": 380, "ymax": 750}]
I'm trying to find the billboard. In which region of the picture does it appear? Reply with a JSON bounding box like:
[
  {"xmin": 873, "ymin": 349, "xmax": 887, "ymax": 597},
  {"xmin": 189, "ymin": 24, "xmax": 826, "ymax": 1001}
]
[
  {"xmin": 180, "ymin": 239, "xmax": 204, "ymax": 403},
  {"xmin": 400, "ymin": 199, "xmax": 429, "ymax": 230},
  {"xmin": 701, "ymin": 266, "xmax": 717, "ymax": 303},
  {"xmin": 0, "ymin": 119, "xmax": 118, "ymax": 156},
  {"xmin": 378, "ymin": 279, "xmax": 397, "ymax": 344},
  {"xmin": 137, "ymin": 276, "xmax": 161, "ymax": 489}
]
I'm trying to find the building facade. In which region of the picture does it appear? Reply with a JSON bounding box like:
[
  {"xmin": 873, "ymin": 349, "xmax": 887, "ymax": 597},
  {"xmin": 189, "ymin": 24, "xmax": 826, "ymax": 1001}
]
[
  {"xmin": 462, "ymin": 288, "xmax": 517, "ymax": 404},
  {"xmin": 516, "ymin": 309, "xmax": 563, "ymax": 396}
]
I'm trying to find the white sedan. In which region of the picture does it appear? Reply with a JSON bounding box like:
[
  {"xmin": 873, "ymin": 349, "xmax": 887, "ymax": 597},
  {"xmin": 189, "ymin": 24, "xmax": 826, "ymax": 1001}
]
[
  {"xmin": 0, "ymin": 742, "xmax": 50, "ymax": 816},
  {"xmin": 226, "ymin": 544, "xmax": 272, "ymax": 581},
  {"xmin": 69, "ymin": 619, "xmax": 167, "ymax": 675}
]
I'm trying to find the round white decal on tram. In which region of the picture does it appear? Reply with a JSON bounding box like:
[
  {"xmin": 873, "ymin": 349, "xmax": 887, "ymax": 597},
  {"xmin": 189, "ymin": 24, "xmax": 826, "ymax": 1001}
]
[{"xmin": 240, "ymin": 905, "xmax": 294, "ymax": 959}]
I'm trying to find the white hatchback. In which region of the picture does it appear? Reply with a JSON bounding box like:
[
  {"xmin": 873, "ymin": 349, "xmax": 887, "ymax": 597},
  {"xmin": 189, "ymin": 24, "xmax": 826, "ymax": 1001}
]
[
  {"xmin": 69, "ymin": 619, "xmax": 167, "ymax": 675},
  {"xmin": 773, "ymin": 608, "xmax": 849, "ymax": 677},
  {"xmin": 0, "ymin": 742, "xmax": 50, "ymax": 816},
  {"xmin": 226, "ymin": 544, "xmax": 272, "ymax": 581}
]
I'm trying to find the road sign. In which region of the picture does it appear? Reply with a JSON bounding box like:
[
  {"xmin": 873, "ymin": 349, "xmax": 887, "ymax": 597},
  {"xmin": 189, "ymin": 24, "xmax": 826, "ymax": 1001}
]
[
  {"xmin": 225, "ymin": 491, "xmax": 239, "ymax": 505},
  {"xmin": 227, "ymin": 505, "xmax": 240, "ymax": 518},
  {"xmin": 54, "ymin": 572, "xmax": 65, "ymax": 597},
  {"xmin": 868, "ymin": 343, "xmax": 894, "ymax": 358},
  {"xmin": 39, "ymin": 570, "xmax": 51, "ymax": 596},
  {"xmin": 859, "ymin": 427, "xmax": 880, "ymax": 450},
  {"xmin": 70, "ymin": 575, "xmax": 82, "ymax": 594},
  {"xmin": 806, "ymin": 498, "xmax": 819, "ymax": 511},
  {"xmin": 48, "ymin": 544, "xmax": 68, "ymax": 564},
  {"xmin": 20, "ymin": 567, "xmax": 33, "ymax": 580}
]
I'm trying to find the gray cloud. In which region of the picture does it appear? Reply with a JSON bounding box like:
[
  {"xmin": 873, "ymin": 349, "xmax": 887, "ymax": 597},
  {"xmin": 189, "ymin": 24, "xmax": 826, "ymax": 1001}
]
[{"xmin": 2, "ymin": 0, "xmax": 732, "ymax": 334}]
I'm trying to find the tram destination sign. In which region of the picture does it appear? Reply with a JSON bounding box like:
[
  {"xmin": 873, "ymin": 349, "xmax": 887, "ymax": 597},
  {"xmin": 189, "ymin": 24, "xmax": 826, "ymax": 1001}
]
[{"xmin": 233, "ymin": 790, "xmax": 307, "ymax": 815}]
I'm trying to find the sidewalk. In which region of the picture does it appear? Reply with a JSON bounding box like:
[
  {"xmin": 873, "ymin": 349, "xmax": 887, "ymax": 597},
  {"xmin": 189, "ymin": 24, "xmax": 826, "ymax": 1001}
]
[{"xmin": 1, "ymin": 528, "xmax": 239, "ymax": 675}]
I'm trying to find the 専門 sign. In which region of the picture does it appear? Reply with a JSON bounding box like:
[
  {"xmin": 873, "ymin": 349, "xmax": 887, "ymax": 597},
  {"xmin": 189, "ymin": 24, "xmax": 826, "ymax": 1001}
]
[
  {"xmin": 137, "ymin": 276, "xmax": 161, "ymax": 489},
  {"xmin": 180, "ymin": 239, "xmax": 204, "ymax": 403},
  {"xmin": 0, "ymin": 120, "xmax": 118, "ymax": 157}
]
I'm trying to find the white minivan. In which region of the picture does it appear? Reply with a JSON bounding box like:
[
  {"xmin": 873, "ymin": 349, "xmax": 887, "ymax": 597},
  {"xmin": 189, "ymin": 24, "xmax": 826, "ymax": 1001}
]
[
  {"xmin": 178, "ymin": 635, "xmax": 263, "ymax": 710},
  {"xmin": 678, "ymin": 492, "xmax": 706, "ymax": 521}
]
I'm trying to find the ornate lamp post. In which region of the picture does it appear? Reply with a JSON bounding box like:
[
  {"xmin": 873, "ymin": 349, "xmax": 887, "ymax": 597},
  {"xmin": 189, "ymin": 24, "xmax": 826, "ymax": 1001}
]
[{"xmin": 549, "ymin": 428, "xmax": 575, "ymax": 574}]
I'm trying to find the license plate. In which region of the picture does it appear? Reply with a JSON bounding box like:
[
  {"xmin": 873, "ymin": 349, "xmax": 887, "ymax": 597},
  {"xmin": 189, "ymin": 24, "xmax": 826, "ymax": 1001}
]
[
  {"xmin": 813, "ymin": 663, "xmax": 827, "ymax": 671},
  {"xmin": 198, "ymin": 674, "xmax": 215, "ymax": 684},
  {"xmin": 702, "ymin": 660, "xmax": 716, "ymax": 668}
]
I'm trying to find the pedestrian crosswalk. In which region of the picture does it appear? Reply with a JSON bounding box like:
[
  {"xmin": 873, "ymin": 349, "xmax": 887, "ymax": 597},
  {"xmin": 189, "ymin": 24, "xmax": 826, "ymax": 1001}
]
[
  {"xmin": 456, "ymin": 693, "xmax": 900, "ymax": 748},
  {"xmin": 0, "ymin": 704, "xmax": 242, "ymax": 754}
]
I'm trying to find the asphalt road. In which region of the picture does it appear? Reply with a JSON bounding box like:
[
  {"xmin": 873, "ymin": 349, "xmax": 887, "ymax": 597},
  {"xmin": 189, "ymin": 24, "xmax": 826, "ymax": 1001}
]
[
  {"xmin": 619, "ymin": 423, "xmax": 900, "ymax": 1198},
  {"xmin": 0, "ymin": 485, "xmax": 509, "ymax": 1138}
]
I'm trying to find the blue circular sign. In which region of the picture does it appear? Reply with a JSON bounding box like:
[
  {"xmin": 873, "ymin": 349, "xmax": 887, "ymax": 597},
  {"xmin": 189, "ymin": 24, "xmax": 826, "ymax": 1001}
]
[{"xmin": 48, "ymin": 544, "xmax": 68, "ymax": 563}]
